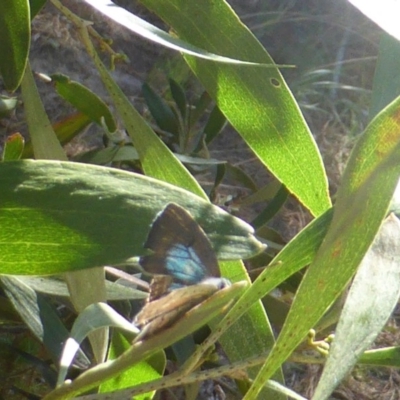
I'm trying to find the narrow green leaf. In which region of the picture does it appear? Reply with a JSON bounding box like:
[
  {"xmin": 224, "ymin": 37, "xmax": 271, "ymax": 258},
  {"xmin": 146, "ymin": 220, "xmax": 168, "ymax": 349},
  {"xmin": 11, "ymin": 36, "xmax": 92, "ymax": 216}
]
[
  {"xmin": 169, "ymin": 78, "xmax": 187, "ymax": 119},
  {"xmin": 73, "ymin": 146, "xmax": 124, "ymax": 164},
  {"xmin": 204, "ymin": 105, "xmax": 227, "ymax": 145},
  {"xmin": 251, "ymin": 185, "xmax": 289, "ymax": 229},
  {"xmin": 189, "ymin": 91, "xmax": 212, "ymax": 128},
  {"xmin": 51, "ymin": 74, "xmax": 117, "ymax": 132},
  {"xmin": 141, "ymin": 0, "xmax": 331, "ymax": 216},
  {"xmin": 19, "ymin": 33, "xmax": 105, "ymax": 362},
  {"xmin": 143, "ymin": 82, "xmax": 179, "ymax": 134},
  {"xmin": 20, "ymin": 63, "xmax": 67, "ymax": 160},
  {"xmin": 359, "ymin": 346, "xmax": 400, "ymax": 368},
  {"xmin": 241, "ymin": 180, "xmax": 282, "ymax": 206},
  {"xmin": 75, "ymin": 145, "xmax": 225, "ymax": 166},
  {"xmin": 0, "ymin": 0, "xmax": 30, "ymax": 91},
  {"xmin": 225, "ymin": 163, "xmax": 258, "ymax": 193},
  {"xmin": 0, "ymin": 160, "xmax": 263, "ymax": 275},
  {"xmin": 209, "ymin": 163, "xmax": 226, "ymax": 201},
  {"xmin": 30, "ymin": 0, "xmax": 47, "ymax": 19},
  {"xmin": 2, "ymin": 132, "xmax": 25, "ymax": 161},
  {"xmin": 65, "ymin": 268, "xmax": 109, "ymax": 364},
  {"xmin": 210, "ymin": 287, "xmax": 285, "ymax": 399}
]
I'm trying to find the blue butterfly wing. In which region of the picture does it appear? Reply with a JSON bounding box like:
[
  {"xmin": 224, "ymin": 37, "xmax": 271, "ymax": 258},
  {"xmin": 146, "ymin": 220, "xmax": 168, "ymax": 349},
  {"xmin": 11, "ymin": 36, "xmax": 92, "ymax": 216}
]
[{"xmin": 139, "ymin": 203, "xmax": 221, "ymax": 286}]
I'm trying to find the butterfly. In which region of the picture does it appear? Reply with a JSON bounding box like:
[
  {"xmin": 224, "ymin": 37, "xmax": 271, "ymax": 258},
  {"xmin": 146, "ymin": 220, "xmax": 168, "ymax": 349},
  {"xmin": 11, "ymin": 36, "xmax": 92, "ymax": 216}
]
[{"xmin": 134, "ymin": 203, "xmax": 230, "ymax": 341}]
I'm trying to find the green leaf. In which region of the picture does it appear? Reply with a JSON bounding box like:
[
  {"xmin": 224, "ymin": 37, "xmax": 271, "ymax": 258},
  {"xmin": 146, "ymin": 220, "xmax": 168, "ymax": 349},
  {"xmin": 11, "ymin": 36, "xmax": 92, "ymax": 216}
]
[
  {"xmin": 225, "ymin": 163, "xmax": 258, "ymax": 193},
  {"xmin": 245, "ymin": 91, "xmax": 400, "ymax": 399},
  {"xmin": 22, "ymin": 67, "xmax": 109, "ymax": 362},
  {"xmin": 241, "ymin": 181, "xmax": 282, "ymax": 206},
  {"xmin": 313, "ymin": 214, "xmax": 400, "ymax": 399},
  {"xmin": 2, "ymin": 132, "xmax": 25, "ymax": 161},
  {"xmin": 20, "ymin": 63, "xmax": 67, "ymax": 160},
  {"xmin": 169, "ymin": 78, "xmax": 187, "ymax": 119},
  {"xmin": 51, "ymin": 74, "xmax": 117, "ymax": 132},
  {"xmin": 73, "ymin": 146, "xmax": 124, "ymax": 164},
  {"xmin": 30, "ymin": 0, "xmax": 47, "ymax": 19},
  {"xmin": 140, "ymin": 0, "xmax": 331, "ymax": 217},
  {"xmin": 142, "ymin": 82, "xmax": 179, "ymax": 135},
  {"xmin": 29, "ymin": 0, "xmax": 47, "ymax": 20},
  {"xmin": 0, "ymin": 0, "xmax": 30, "ymax": 91},
  {"xmin": 203, "ymin": 105, "xmax": 227, "ymax": 145},
  {"xmin": 251, "ymin": 185, "xmax": 289, "ymax": 229},
  {"xmin": 0, "ymin": 160, "xmax": 263, "ymax": 275},
  {"xmin": 359, "ymin": 346, "xmax": 400, "ymax": 368}
]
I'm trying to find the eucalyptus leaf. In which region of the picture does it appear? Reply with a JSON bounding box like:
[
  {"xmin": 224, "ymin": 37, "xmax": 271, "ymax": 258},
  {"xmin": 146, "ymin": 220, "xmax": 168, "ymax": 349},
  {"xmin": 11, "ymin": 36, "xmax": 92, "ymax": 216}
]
[{"xmin": 0, "ymin": 160, "xmax": 263, "ymax": 275}]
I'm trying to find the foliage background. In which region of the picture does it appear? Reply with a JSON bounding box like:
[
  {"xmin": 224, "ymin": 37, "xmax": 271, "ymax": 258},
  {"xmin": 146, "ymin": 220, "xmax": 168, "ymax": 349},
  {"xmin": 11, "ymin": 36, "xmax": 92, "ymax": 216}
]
[{"xmin": 1, "ymin": 1, "xmax": 400, "ymax": 399}]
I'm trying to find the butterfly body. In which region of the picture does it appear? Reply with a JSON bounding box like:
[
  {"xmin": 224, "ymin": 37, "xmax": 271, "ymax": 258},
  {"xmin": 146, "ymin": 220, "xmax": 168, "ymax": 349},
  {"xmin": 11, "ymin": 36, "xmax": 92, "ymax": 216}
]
[{"xmin": 134, "ymin": 203, "xmax": 230, "ymax": 341}]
